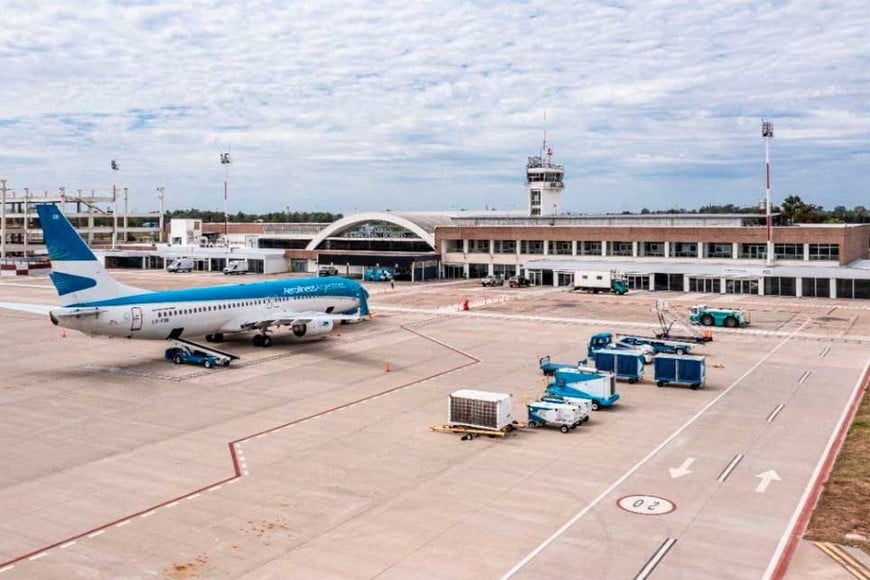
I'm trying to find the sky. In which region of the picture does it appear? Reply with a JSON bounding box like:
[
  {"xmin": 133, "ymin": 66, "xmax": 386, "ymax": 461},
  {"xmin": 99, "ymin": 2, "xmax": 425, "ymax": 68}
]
[{"xmin": 1, "ymin": 0, "xmax": 868, "ymax": 216}]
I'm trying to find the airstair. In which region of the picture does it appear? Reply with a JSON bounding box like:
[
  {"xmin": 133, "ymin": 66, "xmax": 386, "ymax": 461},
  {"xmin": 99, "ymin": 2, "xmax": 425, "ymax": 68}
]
[{"xmin": 654, "ymin": 299, "xmax": 712, "ymax": 343}]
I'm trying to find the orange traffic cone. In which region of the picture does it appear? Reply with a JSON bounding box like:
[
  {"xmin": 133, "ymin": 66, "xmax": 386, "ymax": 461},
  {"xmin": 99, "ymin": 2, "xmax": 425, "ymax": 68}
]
[{"xmin": 385, "ymin": 361, "xmax": 391, "ymax": 373}]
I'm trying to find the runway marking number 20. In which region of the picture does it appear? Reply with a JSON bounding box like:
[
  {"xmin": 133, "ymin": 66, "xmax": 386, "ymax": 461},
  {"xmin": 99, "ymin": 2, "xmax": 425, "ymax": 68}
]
[{"xmin": 617, "ymin": 495, "xmax": 676, "ymax": 516}]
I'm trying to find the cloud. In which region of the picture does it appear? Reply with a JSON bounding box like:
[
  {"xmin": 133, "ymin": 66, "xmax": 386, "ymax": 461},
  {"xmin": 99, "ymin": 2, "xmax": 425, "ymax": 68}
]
[{"xmin": 0, "ymin": 0, "xmax": 868, "ymax": 214}]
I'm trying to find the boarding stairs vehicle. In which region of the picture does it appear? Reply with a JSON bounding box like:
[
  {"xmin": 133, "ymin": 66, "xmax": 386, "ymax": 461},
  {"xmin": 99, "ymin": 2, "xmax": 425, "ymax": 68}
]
[
  {"xmin": 654, "ymin": 299, "xmax": 713, "ymax": 343},
  {"xmin": 165, "ymin": 337, "xmax": 239, "ymax": 368}
]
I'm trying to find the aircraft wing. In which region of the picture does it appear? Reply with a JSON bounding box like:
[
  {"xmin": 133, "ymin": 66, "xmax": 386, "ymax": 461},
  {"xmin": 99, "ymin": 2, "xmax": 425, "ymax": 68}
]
[
  {"xmin": 229, "ymin": 310, "xmax": 361, "ymax": 332},
  {"xmin": 0, "ymin": 302, "xmax": 55, "ymax": 316}
]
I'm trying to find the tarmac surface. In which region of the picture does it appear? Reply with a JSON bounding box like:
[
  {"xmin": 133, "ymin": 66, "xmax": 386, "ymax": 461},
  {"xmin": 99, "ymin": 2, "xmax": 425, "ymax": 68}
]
[{"xmin": 0, "ymin": 271, "xmax": 868, "ymax": 579}]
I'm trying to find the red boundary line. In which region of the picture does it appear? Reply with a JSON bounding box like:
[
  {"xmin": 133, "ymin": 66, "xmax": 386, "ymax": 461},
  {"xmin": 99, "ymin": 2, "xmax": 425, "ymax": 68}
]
[
  {"xmin": 0, "ymin": 324, "xmax": 478, "ymax": 570},
  {"xmin": 769, "ymin": 360, "xmax": 870, "ymax": 579}
]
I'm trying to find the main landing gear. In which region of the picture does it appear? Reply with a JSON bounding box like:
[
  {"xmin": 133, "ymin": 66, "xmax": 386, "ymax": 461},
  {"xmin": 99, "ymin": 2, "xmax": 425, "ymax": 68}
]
[{"xmin": 252, "ymin": 333, "xmax": 272, "ymax": 347}]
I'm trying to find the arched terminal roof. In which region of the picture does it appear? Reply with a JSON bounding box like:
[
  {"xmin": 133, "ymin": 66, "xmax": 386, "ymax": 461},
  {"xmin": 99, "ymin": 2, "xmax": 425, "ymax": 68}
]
[{"xmin": 305, "ymin": 212, "xmax": 455, "ymax": 251}]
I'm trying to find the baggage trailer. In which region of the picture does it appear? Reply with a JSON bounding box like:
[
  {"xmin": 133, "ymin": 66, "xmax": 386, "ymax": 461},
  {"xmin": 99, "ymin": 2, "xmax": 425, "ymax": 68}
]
[
  {"xmin": 591, "ymin": 348, "xmax": 645, "ymax": 383},
  {"xmin": 654, "ymin": 354, "xmax": 706, "ymax": 390},
  {"xmin": 539, "ymin": 355, "xmax": 588, "ymax": 376},
  {"xmin": 617, "ymin": 335, "xmax": 695, "ymax": 356},
  {"xmin": 527, "ymin": 400, "xmax": 585, "ymax": 433},
  {"xmin": 588, "ymin": 332, "xmax": 654, "ymax": 363},
  {"xmin": 549, "ymin": 367, "xmax": 620, "ymax": 410}
]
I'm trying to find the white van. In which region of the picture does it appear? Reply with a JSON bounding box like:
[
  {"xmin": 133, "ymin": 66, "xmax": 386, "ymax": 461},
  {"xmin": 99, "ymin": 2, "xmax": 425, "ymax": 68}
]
[
  {"xmin": 167, "ymin": 258, "xmax": 194, "ymax": 273},
  {"xmin": 223, "ymin": 260, "xmax": 249, "ymax": 275}
]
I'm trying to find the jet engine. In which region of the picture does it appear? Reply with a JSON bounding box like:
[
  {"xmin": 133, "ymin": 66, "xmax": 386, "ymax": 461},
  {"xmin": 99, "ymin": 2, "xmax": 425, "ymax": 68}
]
[{"xmin": 291, "ymin": 319, "xmax": 334, "ymax": 338}]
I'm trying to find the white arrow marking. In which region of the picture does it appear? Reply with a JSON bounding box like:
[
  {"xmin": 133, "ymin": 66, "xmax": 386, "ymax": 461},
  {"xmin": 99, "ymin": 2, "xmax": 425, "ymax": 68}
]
[
  {"xmin": 668, "ymin": 457, "xmax": 695, "ymax": 479},
  {"xmin": 756, "ymin": 469, "xmax": 781, "ymax": 492}
]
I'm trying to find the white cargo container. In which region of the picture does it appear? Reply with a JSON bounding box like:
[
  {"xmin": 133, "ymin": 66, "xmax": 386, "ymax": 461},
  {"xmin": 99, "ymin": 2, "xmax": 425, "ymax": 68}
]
[{"xmin": 448, "ymin": 389, "xmax": 513, "ymax": 431}]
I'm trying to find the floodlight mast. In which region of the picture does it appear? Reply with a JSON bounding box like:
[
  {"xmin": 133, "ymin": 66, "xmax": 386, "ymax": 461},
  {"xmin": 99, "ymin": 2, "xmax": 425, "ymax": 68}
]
[
  {"xmin": 111, "ymin": 160, "xmax": 119, "ymax": 250},
  {"xmin": 762, "ymin": 120, "xmax": 774, "ymax": 266},
  {"xmin": 220, "ymin": 152, "xmax": 231, "ymax": 237}
]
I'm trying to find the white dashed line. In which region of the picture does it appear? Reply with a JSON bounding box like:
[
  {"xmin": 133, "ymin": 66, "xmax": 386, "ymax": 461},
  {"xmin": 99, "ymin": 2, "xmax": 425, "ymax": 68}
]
[
  {"xmin": 228, "ymin": 479, "xmax": 239, "ymax": 485},
  {"xmin": 28, "ymin": 552, "xmax": 47, "ymax": 561},
  {"xmin": 0, "ymin": 565, "xmax": 15, "ymax": 574},
  {"xmin": 717, "ymin": 454, "xmax": 744, "ymax": 482},
  {"xmin": 140, "ymin": 511, "xmax": 156, "ymax": 519},
  {"xmin": 166, "ymin": 501, "xmax": 179, "ymax": 508},
  {"xmin": 211, "ymin": 485, "xmax": 223, "ymax": 492},
  {"xmin": 87, "ymin": 530, "xmax": 105, "ymax": 538},
  {"xmin": 766, "ymin": 404, "xmax": 785, "ymax": 423},
  {"xmin": 187, "ymin": 493, "xmax": 201, "ymax": 500},
  {"xmin": 60, "ymin": 541, "xmax": 77, "ymax": 549}
]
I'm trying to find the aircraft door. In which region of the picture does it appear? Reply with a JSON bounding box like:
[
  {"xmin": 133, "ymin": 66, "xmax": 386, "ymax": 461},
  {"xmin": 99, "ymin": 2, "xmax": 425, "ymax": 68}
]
[{"xmin": 131, "ymin": 307, "xmax": 143, "ymax": 331}]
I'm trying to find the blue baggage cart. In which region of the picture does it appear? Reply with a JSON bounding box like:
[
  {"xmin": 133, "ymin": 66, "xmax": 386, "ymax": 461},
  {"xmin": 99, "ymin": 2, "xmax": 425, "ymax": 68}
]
[{"xmin": 654, "ymin": 354, "xmax": 706, "ymax": 390}]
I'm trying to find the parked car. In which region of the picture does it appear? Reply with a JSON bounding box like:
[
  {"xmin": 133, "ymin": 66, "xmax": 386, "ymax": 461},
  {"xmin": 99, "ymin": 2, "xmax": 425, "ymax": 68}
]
[
  {"xmin": 508, "ymin": 275, "xmax": 531, "ymax": 288},
  {"xmin": 318, "ymin": 266, "xmax": 339, "ymax": 277},
  {"xmin": 481, "ymin": 275, "xmax": 504, "ymax": 287},
  {"xmin": 164, "ymin": 346, "xmax": 228, "ymax": 369}
]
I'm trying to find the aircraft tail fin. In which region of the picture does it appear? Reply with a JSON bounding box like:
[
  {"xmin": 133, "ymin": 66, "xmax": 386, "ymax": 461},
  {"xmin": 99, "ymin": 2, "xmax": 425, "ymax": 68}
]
[
  {"xmin": 36, "ymin": 203, "xmax": 146, "ymax": 306},
  {"xmin": 358, "ymin": 285, "xmax": 370, "ymax": 317}
]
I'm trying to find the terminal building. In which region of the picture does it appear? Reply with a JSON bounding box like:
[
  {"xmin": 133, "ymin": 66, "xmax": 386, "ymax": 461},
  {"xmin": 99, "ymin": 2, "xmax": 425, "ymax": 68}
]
[{"xmin": 2, "ymin": 141, "xmax": 869, "ymax": 298}]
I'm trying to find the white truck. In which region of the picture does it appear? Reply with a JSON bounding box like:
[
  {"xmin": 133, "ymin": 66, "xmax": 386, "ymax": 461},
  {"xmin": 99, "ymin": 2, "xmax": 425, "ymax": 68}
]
[
  {"xmin": 573, "ymin": 270, "xmax": 628, "ymax": 295},
  {"xmin": 167, "ymin": 257, "xmax": 194, "ymax": 273},
  {"xmin": 223, "ymin": 260, "xmax": 249, "ymax": 275}
]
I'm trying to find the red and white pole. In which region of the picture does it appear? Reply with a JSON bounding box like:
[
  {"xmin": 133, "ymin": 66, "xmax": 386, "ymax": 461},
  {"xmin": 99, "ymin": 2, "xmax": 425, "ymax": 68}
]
[{"xmin": 763, "ymin": 120, "xmax": 774, "ymax": 266}]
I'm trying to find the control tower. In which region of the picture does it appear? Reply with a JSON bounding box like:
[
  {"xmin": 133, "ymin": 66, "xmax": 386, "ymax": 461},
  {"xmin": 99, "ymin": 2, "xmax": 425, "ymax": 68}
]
[{"xmin": 526, "ymin": 137, "xmax": 564, "ymax": 216}]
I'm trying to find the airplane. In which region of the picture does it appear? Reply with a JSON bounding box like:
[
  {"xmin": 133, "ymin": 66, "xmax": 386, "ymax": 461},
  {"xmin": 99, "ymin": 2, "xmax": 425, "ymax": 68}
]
[{"xmin": 0, "ymin": 203, "xmax": 370, "ymax": 349}]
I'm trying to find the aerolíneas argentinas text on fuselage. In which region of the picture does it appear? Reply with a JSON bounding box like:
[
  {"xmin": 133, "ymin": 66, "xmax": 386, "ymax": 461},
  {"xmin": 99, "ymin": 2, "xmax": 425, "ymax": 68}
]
[{"xmin": 22, "ymin": 204, "xmax": 369, "ymax": 347}]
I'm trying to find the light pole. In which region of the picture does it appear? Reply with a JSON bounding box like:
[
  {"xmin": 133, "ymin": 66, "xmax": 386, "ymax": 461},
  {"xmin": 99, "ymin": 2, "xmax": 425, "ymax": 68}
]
[
  {"xmin": 111, "ymin": 159, "xmax": 119, "ymax": 250},
  {"xmin": 220, "ymin": 152, "xmax": 231, "ymax": 237},
  {"xmin": 157, "ymin": 187, "xmax": 165, "ymax": 243},
  {"xmin": 762, "ymin": 120, "xmax": 774, "ymax": 266},
  {"xmin": 1, "ymin": 178, "xmax": 6, "ymax": 259},
  {"xmin": 123, "ymin": 187, "xmax": 128, "ymax": 243}
]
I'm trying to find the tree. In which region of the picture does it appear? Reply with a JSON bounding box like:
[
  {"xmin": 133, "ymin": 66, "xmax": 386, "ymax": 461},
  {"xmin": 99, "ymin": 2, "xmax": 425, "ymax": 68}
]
[{"xmin": 780, "ymin": 195, "xmax": 805, "ymax": 222}]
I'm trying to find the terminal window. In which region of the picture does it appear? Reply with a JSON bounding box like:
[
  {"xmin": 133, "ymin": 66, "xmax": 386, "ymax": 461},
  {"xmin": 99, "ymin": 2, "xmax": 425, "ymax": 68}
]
[
  {"xmin": 740, "ymin": 243, "xmax": 767, "ymax": 259},
  {"xmin": 493, "ymin": 240, "xmax": 516, "ymax": 254},
  {"xmin": 775, "ymin": 243, "xmax": 803, "ymax": 260},
  {"xmin": 705, "ymin": 243, "xmax": 733, "ymax": 259},
  {"xmin": 446, "ymin": 240, "xmax": 463, "ymax": 253},
  {"xmin": 808, "ymin": 244, "xmax": 839, "ymax": 261},
  {"xmin": 467, "ymin": 240, "xmax": 489, "ymax": 253},
  {"xmin": 671, "ymin": 242, "xmax": 697, "ymax": 258},
  {"xmin": 640, "ymin": 242, "xmax": 664, "ymax": 257},
  {"xmin": 607, "ymin": 241, "xmax": 633, "ymax": 256},
  {"xmin": 520, "ymin": 240, "xmax": 544, "ymax": 254},
  {"xmin": 549, "ymin": 241, "xmax": 573, "ymax": 255},
  {"xmin": 580, "ymin": 241, "xmax": 602, "ymax": 255}
]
